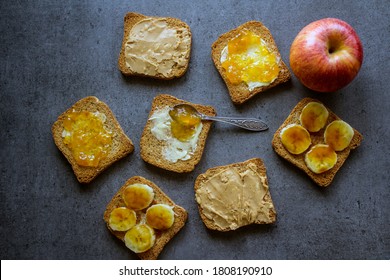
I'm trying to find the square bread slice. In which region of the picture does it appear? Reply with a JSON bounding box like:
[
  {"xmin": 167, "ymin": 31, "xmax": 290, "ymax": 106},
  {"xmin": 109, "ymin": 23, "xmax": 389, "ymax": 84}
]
[
  {"xmin": 52, "ymin": 96, "xmax": 134, "ymax": 184},
  {"xmin": 272, "ymin": 97, "xmax": 363, "ymax": 187},
  {"xmin": 140, "ymin": 94, "xmax": 216, "ymax": 173},
  {"xmin": 194, "ymin": 158, "xmax": 277, "ymax": 232},
  {"xmin": 103, "ymin": 176, "xmax": 187, "ymax": 260},
  {"xmin": 118, "ymin": 12, "xmax": 192, "ymax": 79},
  {"xmin": 212, "ymin": 21, "xmax": 291, "ymax": 104}
]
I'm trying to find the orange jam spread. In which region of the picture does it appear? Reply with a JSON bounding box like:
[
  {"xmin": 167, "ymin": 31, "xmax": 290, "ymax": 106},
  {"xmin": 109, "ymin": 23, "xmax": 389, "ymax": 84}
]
[
  {"xmin": 62, "ymin": 110, "xmax": 113, "ymax": 167},
  {"xmin": 221, "ymin": 30, "xmax": 279, "ymax": 85},
  {"xmin": 169, "ymin": 106, "xmax": 201, "ymax": 141}
]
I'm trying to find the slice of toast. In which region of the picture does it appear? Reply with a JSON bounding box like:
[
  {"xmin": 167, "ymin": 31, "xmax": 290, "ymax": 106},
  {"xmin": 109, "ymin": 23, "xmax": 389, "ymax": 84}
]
[
  {"xmin": 272, "ymin": 97, "xmax": 363, "ymax": 187},
  {"xmin": 52, "ymin": 96, "xmax": 134, "ymax": 184},
  {"xmin": 140, "ymin": 94, "xmax": 216, "ymax": 173},
  {"xmin": 103, "ymin": 176, "xmax": 187, "ymax": 260},
  {"xmin": 212, "ymin": 21, "xmax": 291, "ymax": 104},
  {"xmin": 194, "ymin": 158, "xmax": 277, "ymax": 231},
  {"xmin": 118, "ymin": 12, "xmax": 192, "ymax": 79}
]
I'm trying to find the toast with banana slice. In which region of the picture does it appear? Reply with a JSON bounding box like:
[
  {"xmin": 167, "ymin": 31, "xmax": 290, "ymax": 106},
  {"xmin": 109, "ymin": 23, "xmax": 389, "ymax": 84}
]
[
  {"xmin": 272, "ymin": 98, "xmax": 363, "ymax": 187},
  {"xmin": 103, "ymin": 176, "xmax": 187, "ymax": 260}
]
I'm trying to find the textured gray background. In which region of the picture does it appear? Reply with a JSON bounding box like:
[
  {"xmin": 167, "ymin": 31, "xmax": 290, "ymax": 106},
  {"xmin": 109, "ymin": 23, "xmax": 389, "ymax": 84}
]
[{"xmin": 1, "ymin": 0, "xmax": 389, "ymax": 260}]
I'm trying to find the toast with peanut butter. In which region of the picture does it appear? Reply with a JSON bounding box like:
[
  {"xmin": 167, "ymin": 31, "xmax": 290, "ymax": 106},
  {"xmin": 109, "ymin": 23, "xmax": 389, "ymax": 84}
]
[
  {"xmin": 212, "ymin": 21, "xmax": 291, "ymax": 104},
  {"xmin": 195, "ymin": 158, "xmax": 277, "ymax": 231},
  {"xmin": 51, "ymin": 96, "xmax": 134, "ymax": 184},
  {"xmin": 272, "ymin": 98, "xmax": 363, "ymax": 187},
  {"xmin": 103, "ymin": 176, "xmax": 187, "ymax": 260},
  {"xmin": 140, "ymin": 94, "xmax": 216, "ymax": 173},
  {"xmin": 118, "ymin": 12, "xmax": 192, "ymax": 79}
]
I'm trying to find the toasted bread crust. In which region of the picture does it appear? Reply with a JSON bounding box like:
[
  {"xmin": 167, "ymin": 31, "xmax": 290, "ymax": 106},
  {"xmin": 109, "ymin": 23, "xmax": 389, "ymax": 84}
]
[
  {"xmin": 51, "ymin": 96, "xmax": 134, "ymax": 184},
  {"xmin": 212, "ymin": 21, "xmax": 291, "ymax": 104},
  {"xmin": 272, "ymin": 98, "xmax": 363, "ymax": 187},
  {"xmin": 194, "ymin": 158, "xmax": 277, "ymax": 231},
  {"xmin": 140, "ymin": 94, "xmax": 216, "ymax": 173},
  {"xmin": 118, "ymin": 12, "xmax": 192, "ymax": 79},
  {"xmin": 103, "ymin": 176, "xmax": 187, "ymax": 260}
]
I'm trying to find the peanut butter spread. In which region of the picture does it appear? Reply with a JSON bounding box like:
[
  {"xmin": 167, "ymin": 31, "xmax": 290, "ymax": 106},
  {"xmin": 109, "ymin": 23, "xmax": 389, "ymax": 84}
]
[
  {"xmin": 195, "ymin": 163, "xmax": 274, "ymax": 231},
  {"xmin": 124, "ymin": 18, "xmax": 191, "ymax": 77}
]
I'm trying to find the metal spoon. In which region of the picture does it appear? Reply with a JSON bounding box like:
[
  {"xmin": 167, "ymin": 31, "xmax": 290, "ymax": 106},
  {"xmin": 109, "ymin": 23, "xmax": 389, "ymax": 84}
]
[{"xmin": 170, "ymin": 104, "xmax": 268, "ymax": 132}]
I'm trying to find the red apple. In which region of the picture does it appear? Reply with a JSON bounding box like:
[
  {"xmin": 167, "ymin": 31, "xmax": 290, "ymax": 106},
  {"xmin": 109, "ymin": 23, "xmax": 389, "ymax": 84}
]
[{"xmin": 290, "ymin": 18, "xmax": 363, "ymax": 92}]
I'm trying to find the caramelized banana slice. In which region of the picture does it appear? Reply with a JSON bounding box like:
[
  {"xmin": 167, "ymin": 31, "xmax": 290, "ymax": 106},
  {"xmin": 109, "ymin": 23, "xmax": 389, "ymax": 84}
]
[
  {"xmin": 299, "ymin": 102, "xmax": 329, "ymax": 132},
  {"xmin": 324, "ymin": 120, "xmax": 354, "ymax": 151},
  {"xmin": 124, "ymin": 224, "xmax": 156, "ymax": 253},
  {"xmin": 305, "ymin": 144, "xmax": 337, "ymax": 174},
  {"xmin": 146, "ymin": 204, "xmax": 175, "ymax": 230},
  {"xmin": 108, "ymin": 207, "xmax": 137, "ymax": 232},
  {"xmin": 280, "ymin": 124, "xmax": 311, "ymax": 154},
  {"xmin": 122, "ymin": 183, "xmax": 154, "ymax": 211}
]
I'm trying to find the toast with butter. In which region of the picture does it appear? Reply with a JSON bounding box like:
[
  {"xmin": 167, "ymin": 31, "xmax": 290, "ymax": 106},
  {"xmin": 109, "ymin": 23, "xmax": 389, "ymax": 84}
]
[
  {"xmin": 118, "ymin": 12, "xmax": 192, "ymax": 79},
  {"xmin": 272, "ymin": 98, "xmax": 363, "ymax": 187},
  {"xmin": 140, "ymin": 94, "xmax": 216, "ymax": 173},
  {"xmin": 212, "ymin": 21, "xmax": 291, "ymax": 104},
  {"xmin": 103, "ymin": 176, "xmax": 187, "ymax": 260},
  {"xmin": 52, "ymin": 96, "xmax": 134, "ymax": 184},
  {"xmin": 195, "ymin": 158, "xmax": 277, "ymax": 231}
]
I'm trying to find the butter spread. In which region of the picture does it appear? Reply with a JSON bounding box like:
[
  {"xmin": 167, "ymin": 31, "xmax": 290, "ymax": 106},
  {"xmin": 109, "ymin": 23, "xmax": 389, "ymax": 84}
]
[
  {"xmin": 195, "ymin": 163, "xmax": 274, "ymax": 230},
  {"xmin": 125, "ymin": 18, "xmax": 191, "ymax": 77},
  {"xmin": 149, "ymin": 107, "xmax": 202, "ymax": 163}
]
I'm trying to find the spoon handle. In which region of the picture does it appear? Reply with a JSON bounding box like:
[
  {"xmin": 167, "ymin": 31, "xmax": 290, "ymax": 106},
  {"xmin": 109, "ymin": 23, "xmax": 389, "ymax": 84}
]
[{"xmin": 201, "ymin": 115, "xmax": 268, "ymax": 131}]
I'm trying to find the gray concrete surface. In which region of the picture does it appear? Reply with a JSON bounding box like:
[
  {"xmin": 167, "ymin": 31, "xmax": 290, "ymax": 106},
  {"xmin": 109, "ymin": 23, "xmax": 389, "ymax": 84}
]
[{"xmin": 1, "ymin": 0, "xmax": 389, "ymax": 259}]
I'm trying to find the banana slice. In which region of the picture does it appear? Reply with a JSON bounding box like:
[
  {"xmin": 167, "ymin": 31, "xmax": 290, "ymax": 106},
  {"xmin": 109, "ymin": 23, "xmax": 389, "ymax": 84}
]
[
  {"xmin": 146, "ymin": 204, "xmax": 175, "ymax": 230},
  {"xmin": 324, "ymin": 120, "xmax": 354, "ymax": 151},
  {"xmin": 108, "ymin": 207, "xmax": 137, "ymax": 232},
  {"xmin": 124, "ymin": 224, "xmax": 156, "ymax": 253},
  {"xmin": 305, "ymin": 144, "xmax": 337, "ymax": 174},
  {"xmin": 122, "ymin": 183, "xmax": 154, "ymax": 211},
  {"xmin": 280, "ymin": 124, "xmax": 311, "ymax": 154},
  {"xmin": 299, "ymin": 102, "xmax": 329, "ymax": 132}
]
